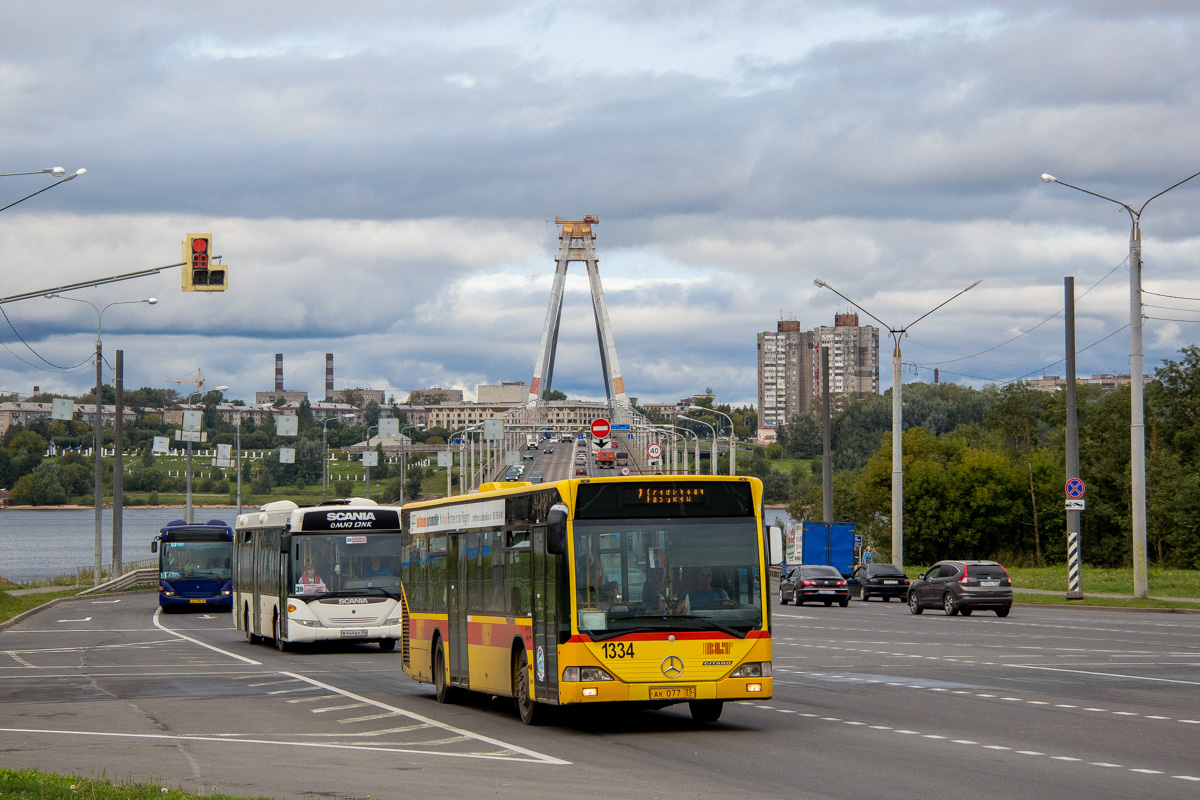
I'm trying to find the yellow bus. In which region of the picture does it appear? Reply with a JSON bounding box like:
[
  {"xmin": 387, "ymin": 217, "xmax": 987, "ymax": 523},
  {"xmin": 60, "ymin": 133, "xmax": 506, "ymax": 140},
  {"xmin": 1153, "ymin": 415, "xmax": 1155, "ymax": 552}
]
[{"xmin": 400, "ymin": 475, "xmax": 780, "ymax": 724}]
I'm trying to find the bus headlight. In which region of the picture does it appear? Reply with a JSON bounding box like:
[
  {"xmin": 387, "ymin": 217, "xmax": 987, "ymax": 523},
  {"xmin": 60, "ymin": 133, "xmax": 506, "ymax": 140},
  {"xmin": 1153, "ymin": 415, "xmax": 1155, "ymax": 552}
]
[
  {"xmin": 562, "ymin": 666, "xmax": 614, "ymax": 682},
  {"xmin": 291, "ymin": 619, "xmax": 324, "ymax": 628},
  {"xmin": 730, "ymin": 662, "xmax": 771, "ymax": 678},
  {"xmin": 385, "ymin": 617, "xmax": 403, "ymax": 626},
  {"xmin": 160, "ymin": 590, "xmax": 176, "ymax": 597},
  {"xmin": 220, "ymin": 590, "xmax": 232, "ymax": 596}
]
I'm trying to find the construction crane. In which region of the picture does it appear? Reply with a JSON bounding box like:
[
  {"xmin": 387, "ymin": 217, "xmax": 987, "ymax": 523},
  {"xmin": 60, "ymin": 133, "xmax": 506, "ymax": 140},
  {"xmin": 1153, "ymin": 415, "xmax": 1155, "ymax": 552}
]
[{"xmin": 165, "ymin": 369, "xmax": 206, "ymax": 404}]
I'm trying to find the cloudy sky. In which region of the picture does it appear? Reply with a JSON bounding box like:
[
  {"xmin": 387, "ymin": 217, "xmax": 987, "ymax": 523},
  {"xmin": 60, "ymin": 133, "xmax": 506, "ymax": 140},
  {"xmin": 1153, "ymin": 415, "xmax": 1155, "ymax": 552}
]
[{"xmin": 2, "ymin": 1, "xmax": 1198, "ymax": 410}]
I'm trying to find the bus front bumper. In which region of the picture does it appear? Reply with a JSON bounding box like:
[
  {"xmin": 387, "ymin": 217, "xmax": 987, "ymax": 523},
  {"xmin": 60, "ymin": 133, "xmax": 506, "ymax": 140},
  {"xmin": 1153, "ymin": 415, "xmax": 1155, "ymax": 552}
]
[
  {"xmin": 558, "ymin": 676, "xmax": 772, "ymax": 705},
  {"xmin": 284, "ymin": 622, "xmax": 404, "ymax": 645}
]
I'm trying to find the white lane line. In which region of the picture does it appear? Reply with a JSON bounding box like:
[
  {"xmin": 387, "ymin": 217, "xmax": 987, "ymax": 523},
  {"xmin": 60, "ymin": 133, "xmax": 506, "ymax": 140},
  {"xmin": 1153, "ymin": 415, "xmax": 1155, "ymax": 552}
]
[
  {"xmin": 278, "ymin": 672, "xmax": 569, "ymax": 765},
  {"xmin": 337, "ymin": 712, "xmax": 400, "ymax": 724},
  {"xmin": 312, "ymin": 703, "xmax": 368, "ymax": 713},
  {"xmin": 0, "ymin": 727, "xmax": 558, "ymax": 763},
  {"xmin": 267, "ymin": 687, "xmax": 319, "ymax": 695},
  {"xmin": 1004, "ymin": 664, "xmax": 1200, "ymax": 686},
  {"xmin": 152, "ymin": 610, "xmax": 261, "ymax": 666},
  {"xmin": 56, "ymin": 617, "xmax": 92, "ymax": 623},
  {"xmin": 286, "ymin": 694, "xmax": 340, "ymax": 704}
]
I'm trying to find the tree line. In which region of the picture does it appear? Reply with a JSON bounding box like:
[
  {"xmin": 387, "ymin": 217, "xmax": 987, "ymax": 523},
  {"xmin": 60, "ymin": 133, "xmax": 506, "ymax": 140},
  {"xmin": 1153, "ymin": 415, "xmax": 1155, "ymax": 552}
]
[{"xmin": 740, "ymin": 344, "xmax": 1200, "ymax": 570}]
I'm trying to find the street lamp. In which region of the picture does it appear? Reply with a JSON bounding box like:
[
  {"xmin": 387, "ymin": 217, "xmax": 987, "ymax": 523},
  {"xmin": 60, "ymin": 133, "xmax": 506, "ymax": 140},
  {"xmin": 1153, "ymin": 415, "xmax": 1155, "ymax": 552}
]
[
  {"xmin": 669, "ymin": 424, "xmax": 700, "ymax": 475},
  {"xmin": 364, "ymin": 424, "xmax": 379, "ymax": 499},
  {"xmin": 679, "ymin": 415, "xmax": 717, "ymax": 475},
  {"xmin": 184, "ymin": 385, "xmax": 227, "ymax": 524},
  {"xmin": 1041, "ymin": 169, "xmax": 1200, "ymax": 598},
  {"xmin": 322, "ymin": 414, "xmax": 354, "ymax": 503},
  {"xmin": 689, "ymin": 405, "xmax": 736, "ymax": 475},
  {"xmin": 0, "ymin": 168, "xmax": 86, "ymax": 214},
  {"xmin": 399, "ymin": 424, "xmax": 419, "ymax": 503},
  {"xmin": 813, "ymin": 278, "xmax": 981, "ymax": 569},
  {"xmin": 45, "ymin": 293, "xmax": 156, "ymax": 586}
]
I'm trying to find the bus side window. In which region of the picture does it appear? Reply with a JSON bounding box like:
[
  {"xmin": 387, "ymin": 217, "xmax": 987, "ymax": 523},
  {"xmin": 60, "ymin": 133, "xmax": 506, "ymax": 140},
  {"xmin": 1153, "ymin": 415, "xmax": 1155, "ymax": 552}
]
[{"xmin": 505, "ymin": 529, "xmax": 531, "ymax": 617}]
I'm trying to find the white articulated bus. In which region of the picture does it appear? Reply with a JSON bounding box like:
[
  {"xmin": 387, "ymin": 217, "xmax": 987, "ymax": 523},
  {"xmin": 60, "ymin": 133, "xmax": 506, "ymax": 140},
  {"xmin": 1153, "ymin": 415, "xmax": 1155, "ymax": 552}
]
[{"xmin": 233, "ymin": 499, "xmax": 405, "ymax": 652}]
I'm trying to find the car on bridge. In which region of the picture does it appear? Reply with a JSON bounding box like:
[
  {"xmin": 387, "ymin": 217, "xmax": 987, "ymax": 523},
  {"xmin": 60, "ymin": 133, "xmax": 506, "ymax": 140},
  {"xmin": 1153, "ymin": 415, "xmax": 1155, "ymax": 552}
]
[
  {"xmin": 847, "ymin": 563, "xmax": 910, "ymax": 601},
  {"xmin": 779, "ymin": 565, "xmax": 849, "ymax": 607},
  {"xmin": 907, "ymin": 560, "xmax": 1012, "ymax": 617},
  {"xmin": 575, "ymin": 465, "xmax": 587, "ymax": 475},
  {"xmin": 543, "ymin": 443, "xmax": 554, "ymax": 453},
  {"xmin": 523, "ymin": 450, "xmax": 536, "ymax": 460}
]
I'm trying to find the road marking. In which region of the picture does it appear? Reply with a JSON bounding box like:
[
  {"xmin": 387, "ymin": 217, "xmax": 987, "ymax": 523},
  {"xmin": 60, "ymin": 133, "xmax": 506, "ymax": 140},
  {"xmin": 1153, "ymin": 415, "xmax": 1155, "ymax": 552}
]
[
  {"xmin": 56, "ymin": 617, "xmax": 92, "ymax": 623},
  {"xmin": 90, "ymin": 600, "xmax": 121, "ymax": 604},
  {"xmin": 0, "ymin": 727, "xmax": 565, "ymax": 764},
  {"xmin": 1004, "ymin": 664, "xmax": 1200, "ymax": 686},
  {"xmin": 153, "ymin": 610, "xmax": 261, "ymax": 666},
  {"xmin": 286, "ymin": 694, "xmax": 340, "ymax": 704},
  {"xmin": 337, "ymin": 712, "xmax": 399, "ymax": 724},
  {"xmin": 312, "ymin": 703, "xmax": 367, "ymax": 713}
]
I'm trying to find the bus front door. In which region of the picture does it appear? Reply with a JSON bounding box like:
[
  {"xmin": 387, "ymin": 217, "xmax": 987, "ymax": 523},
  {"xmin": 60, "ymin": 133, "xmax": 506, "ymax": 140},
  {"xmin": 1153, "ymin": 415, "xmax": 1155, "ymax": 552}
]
[
  {"xmin": 531, "ymin": 525, "xmax": 559, "ymax": 703},
  {"xmin": 447, "ymin": 535, "xmax": 469, "ymax": 689}
]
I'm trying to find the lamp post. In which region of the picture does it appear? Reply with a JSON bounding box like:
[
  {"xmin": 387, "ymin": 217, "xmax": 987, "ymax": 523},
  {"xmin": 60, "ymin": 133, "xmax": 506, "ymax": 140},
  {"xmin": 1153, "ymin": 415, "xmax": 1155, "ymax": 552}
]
[
  {"xmin": 1041, "ymin": 169, "xmax": 1200, "ymax": 598},
  {"xmin": 689, "ymin": 405, "xmax": 735, "ymax": 475},
  {"xmin": 234, "ymin": 406, "xmax": 243, "ymax": 517},
  {"xmin": 184, "ymin": 385, "xmax": 227, "ymax": 524},
  {"xmin": 0, "ymin": 168, "xmax": 86, "ymax": 214},
  {"xmin": 813, "ymin": 278, "xmax": 981, "ymax": 569},
  {"xmin": 322, "ymin": 414, "xmax": 352, "ymax": 503},
  {"xmin": 679, "ymin": 415, "xmax": 717, "ymax": 475},
  {"xmin": 45, "ymin": 293, "xmax": 156, "ymax": 586},
  {"xmin": 364, "ymin": 424, "xmax": 378, "ymax": 499},
  {"xmin": 399, "ymin": 424, "xmax": 419, "ymax": 503},
  {"xmin": 671, "ymin": 424, "xmax": 699, "ymax": 475}
]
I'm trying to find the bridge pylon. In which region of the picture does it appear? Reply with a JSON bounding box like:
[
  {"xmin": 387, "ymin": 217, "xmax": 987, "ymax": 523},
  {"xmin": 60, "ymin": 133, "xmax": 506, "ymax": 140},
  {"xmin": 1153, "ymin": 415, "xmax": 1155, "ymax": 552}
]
[{"xmin": 528, "ymin": 216, "xmax": 629, "ymax": 414}]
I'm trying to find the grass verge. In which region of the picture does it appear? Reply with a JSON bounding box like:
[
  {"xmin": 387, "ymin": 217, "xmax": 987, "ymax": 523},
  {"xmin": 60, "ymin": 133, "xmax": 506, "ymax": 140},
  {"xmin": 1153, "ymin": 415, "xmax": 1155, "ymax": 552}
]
[
  {"xmin": 0, "ymin": 588, "xmax": 81, "ymax": 624},
  {"xmin": 0, "ymin": 767, "xmax": 266, "ymax": 799},
  {"xmin": 1006, "ymin": 565, "xmax": 1200, "ymax": 597},
  {"xmin": 1014, "ymin": 592, "xmax": 1200, "ymax": 610}
]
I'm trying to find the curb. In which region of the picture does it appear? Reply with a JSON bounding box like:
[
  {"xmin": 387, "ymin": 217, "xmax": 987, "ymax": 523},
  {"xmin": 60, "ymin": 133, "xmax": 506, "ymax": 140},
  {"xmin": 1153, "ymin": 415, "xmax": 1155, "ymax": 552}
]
[{"xmin": 1013, "ymin": 599, "xmax": 1200, "ymax": 615}]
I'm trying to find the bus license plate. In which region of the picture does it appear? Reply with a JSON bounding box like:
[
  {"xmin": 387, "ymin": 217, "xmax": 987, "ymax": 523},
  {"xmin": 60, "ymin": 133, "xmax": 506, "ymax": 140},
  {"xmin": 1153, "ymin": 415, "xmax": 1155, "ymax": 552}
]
[
  {"xmin": 189, "ymin": 599, "xmax": 206, "ymax": 604},
  {"xmin": 340, "ymin": 629, "xmax": 368, "ymax": 638},
  {"xmin": 650, "ymin": 686, "xmax": 696, "ymax": 700}
]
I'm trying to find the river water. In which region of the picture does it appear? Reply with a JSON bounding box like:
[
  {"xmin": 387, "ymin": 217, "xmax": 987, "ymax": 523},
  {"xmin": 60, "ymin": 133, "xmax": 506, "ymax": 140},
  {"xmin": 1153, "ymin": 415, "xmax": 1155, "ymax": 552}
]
[{"xmin": 0, "ymin": 507, "xmax": 236, "ymax": 583}]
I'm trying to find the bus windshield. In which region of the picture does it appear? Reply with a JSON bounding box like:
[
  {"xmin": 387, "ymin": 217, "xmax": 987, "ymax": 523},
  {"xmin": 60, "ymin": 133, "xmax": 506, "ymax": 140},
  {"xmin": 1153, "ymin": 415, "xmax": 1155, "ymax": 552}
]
[
  {"xmin": 572, "ymin": 517, "xmax": 762, "ymax": 638},
  {"xmin": 159, "ymin": 539, "xmax": 232, "ymax": 581},
  {"xmin": 289, "ymin": 532, "xmax": 404, "ymax": 597}
]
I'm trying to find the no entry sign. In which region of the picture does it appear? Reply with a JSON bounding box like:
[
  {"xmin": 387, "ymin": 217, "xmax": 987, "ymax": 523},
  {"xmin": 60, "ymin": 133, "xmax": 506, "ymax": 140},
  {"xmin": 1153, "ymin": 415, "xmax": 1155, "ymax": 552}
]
[{"xmin": 590, "ymin": 418, "xmax": 611, "ymax": 439}]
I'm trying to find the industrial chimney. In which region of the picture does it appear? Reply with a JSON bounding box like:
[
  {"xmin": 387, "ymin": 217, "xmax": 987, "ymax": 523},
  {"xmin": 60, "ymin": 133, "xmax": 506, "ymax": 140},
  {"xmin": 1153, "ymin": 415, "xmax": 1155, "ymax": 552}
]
[
  {"xmin": 275, "ymin": 354, "xmax": 284, "ymax": 392},
  {"xmin": 326, "ymin": 354, "xmax": 334, "ymax": 402}
]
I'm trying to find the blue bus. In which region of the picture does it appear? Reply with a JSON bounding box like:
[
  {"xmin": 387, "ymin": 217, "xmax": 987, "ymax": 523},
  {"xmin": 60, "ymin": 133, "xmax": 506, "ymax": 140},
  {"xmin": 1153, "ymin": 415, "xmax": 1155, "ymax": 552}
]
[{"xmin": 152, "ymin": 519, "xmax": 234, "ymax": 612}]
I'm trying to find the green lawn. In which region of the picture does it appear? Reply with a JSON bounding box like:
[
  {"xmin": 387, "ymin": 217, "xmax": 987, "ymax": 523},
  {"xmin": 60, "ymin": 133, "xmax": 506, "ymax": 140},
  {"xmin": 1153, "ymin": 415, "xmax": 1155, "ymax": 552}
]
[
  {"xmin": 0, "ymin": 588, "xmax": 81, "ymax": 624},
  {"xmin": 0, "ymin": 768, "xmax": 267, "ymax": 799},
  {"xmin": 1006, "ymin": 565, "xmax": 1200, "ymax": 598}
]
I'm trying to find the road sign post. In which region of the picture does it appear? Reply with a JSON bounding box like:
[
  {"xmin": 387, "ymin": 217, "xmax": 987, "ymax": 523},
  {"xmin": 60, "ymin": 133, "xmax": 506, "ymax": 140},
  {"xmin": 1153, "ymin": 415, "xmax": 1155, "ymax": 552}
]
[{"xmin": 1065, "ymin": 478, "xmax": 1086, "ymax": 599}]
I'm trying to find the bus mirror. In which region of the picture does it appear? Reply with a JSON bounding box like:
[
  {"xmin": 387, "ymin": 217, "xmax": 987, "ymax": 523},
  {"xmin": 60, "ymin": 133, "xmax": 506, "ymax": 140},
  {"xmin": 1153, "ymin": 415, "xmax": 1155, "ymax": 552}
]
[
  {"xmin": 150, "ymin": 538, "xmax": 158, "ymax": 554},
  {"xmin": 281, "ymin": 534, "xmax": 292, "ymax": 554},
  {"xmin": 547, "ymin": 503, "xmax": 568, "ymax": 555},
  {"xmin": 768, "ymin": 526, "xmax": 783, "ymax": 566}
]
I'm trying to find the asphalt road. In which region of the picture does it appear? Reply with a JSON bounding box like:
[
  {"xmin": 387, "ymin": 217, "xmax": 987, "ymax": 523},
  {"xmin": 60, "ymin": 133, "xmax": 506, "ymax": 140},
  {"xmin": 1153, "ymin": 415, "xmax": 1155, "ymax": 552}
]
[{"xmin": 1, "ymin": 591, "xmax": 1197, "ymax": 799}]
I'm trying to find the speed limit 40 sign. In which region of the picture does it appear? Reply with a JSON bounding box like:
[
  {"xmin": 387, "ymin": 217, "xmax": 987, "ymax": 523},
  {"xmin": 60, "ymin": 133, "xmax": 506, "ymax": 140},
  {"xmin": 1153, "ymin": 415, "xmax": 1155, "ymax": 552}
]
[{"xmin": 647, "ymin": 443, "xmax": 663, "ymax": 459}]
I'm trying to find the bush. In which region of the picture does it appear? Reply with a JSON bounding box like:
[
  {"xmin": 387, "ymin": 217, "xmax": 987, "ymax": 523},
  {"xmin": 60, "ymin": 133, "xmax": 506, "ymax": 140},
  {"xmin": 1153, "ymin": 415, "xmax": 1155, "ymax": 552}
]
[{"xmin": 335, "ymin": 480, "xmax": 354, "ymax": 497}]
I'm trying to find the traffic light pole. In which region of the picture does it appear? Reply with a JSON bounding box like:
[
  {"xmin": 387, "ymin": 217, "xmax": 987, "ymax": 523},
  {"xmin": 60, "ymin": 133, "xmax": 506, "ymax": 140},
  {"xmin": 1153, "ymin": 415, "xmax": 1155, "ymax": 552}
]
[{"xmin": 0, "ymin": 258, "xmax": 223, "ymax": 307}]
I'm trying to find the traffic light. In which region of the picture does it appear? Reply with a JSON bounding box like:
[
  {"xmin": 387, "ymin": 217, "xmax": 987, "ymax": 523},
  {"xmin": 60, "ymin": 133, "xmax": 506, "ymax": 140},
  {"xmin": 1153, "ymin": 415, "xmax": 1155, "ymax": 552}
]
[{"xmin": 181, "ymin": 233, "xmax": 227, "ymax": 292}]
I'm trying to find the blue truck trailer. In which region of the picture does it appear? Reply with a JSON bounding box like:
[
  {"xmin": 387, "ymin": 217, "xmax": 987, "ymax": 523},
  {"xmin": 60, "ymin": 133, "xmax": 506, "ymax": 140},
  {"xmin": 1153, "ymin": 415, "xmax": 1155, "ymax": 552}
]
[{"xmin": 785, "ymin": 521, "xmax": 856, "ymax": 576}]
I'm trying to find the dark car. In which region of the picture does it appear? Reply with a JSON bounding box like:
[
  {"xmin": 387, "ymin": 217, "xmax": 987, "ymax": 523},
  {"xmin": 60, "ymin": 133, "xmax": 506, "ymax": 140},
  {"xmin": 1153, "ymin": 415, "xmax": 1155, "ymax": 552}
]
[
  {"xmin": 543, "ymin": 444, "xmax": 554, "ymax": 453},
  {"xmin": 847, "ymin": 563, "xmax": 911, "ymax": 601},
  {"xmin": 529, "ymin": 471, "xmax": 544, "ymax": 484},
  {"xmin": 522, "ymin": 449, "xmax": 535, "ymax": 460},
  {"xmin": 503, "ymin": 468, "xmax": 522, "ymax": 481},
  {"xmin": 907, "ymin": 560, "xmax": 1012, "ymax": 617},
  {"xmin": 779, "ymin": 565, "xmax": 849, "ymax": 607}
]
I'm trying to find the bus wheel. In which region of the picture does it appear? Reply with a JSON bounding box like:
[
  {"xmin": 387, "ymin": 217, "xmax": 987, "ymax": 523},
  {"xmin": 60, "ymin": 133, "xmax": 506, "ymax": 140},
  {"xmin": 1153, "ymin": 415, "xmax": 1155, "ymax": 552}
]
[
  {"xmin": 433, "ymin": 639, "xmax": 455, "ymax": 704},
  {"xmin": 273, "ymin": 615, "xmax": 289, "ymax": 652},
  {"xmin": 244, "ymin": 606, "xmax": 260, "ymax": 645},
  {"xmin": 513, "ymin": 649, "xmax": 540, "ymax": 725},
  {"xmin": 379, "ymin": 638, "xmax": 396, "ymax": 652},
  {"xmin": 689, "ymin": 700, "xmax": 723, "ymax": 723}
]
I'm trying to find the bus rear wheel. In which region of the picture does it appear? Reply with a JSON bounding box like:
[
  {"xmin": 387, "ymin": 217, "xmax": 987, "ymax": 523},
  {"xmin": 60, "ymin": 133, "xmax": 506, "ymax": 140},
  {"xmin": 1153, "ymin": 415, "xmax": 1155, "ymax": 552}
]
[
  {"xmin": 514, "ymin": 649, "xmax": 541, "ymax": 725},
  {"xmin": 433, "ymin": 640, "xmax": 455, "ymax": 704},
  {"xmin": 689, "ymin": 700, "xmax": 724, "ymax": 723},
  {"xmin": 379, "ymin": 638, "xmax": 396, "ymax": 652}
]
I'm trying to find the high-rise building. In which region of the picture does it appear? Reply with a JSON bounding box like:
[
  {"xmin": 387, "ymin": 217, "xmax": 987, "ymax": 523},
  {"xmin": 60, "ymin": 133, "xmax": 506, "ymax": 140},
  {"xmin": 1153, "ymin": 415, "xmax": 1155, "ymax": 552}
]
[
  {"xmin": 813, "ymin": 313, "xmax": 880, "ymax": 415},
  {"xmin": 757, "ymin": 315, "xmax": 879, "ymax": 440},
  {"xmin": 757, "ymin": 320, "xmax": 814, "ymax": 431}
]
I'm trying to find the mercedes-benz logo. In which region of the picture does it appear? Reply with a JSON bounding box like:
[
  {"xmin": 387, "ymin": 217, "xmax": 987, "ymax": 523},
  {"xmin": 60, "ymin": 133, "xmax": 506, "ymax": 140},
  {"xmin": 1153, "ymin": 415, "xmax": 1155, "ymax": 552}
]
[{"xmin": 661, "ymin": 655, "xmax": 684, "ymax": 679}]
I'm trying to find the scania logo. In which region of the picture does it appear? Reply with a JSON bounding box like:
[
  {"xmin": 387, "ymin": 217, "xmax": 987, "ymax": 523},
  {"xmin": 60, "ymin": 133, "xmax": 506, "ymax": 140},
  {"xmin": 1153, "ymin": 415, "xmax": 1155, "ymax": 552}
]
[
  {"xmin": 661, "ymin": 655, "xmax": 684, "ymax": 679},
  {"xmin": 337, "ymin": 598, "xmax": 370, "ymax": 604},
  {"xmin": 326, "ymin": 511, "xmax": 376, "ymax": 522}
]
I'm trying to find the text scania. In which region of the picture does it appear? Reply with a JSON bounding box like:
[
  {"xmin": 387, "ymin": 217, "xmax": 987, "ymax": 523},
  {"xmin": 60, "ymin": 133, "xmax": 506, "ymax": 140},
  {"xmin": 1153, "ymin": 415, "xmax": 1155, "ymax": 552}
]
[{"xmin": 326, "ymin": 511, "xmax": 377, "ymax": 529}]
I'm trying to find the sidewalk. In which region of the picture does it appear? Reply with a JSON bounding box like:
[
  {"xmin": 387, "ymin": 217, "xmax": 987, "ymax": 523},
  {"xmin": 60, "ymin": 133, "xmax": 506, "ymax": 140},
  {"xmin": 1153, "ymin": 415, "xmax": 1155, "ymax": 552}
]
[{"xmin": 1014, "ymin": 587, "xmax": 1200, "ymax": 604}]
